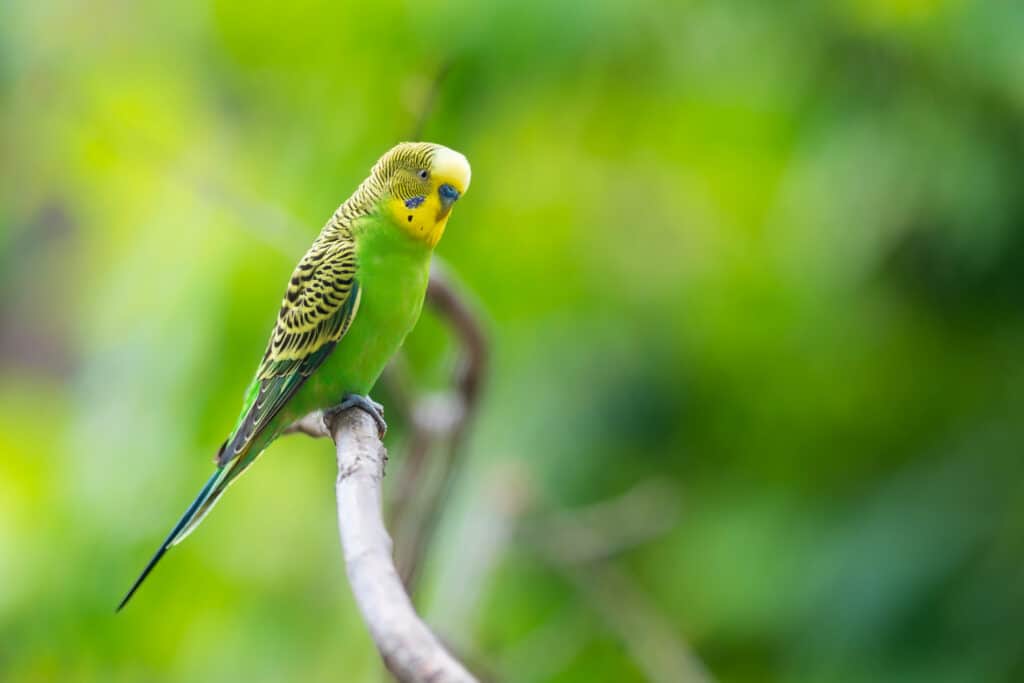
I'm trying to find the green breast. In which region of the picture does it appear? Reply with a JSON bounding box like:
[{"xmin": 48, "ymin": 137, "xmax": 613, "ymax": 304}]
[{"xmin": 288, "ymin": 215, "xmax": 432, "ymax": 414}]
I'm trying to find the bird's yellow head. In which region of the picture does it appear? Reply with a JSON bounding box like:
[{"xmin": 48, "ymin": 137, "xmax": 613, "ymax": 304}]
[{"xmin": 373, "ymin": 142, "xmax": 471, "ymax": 248}]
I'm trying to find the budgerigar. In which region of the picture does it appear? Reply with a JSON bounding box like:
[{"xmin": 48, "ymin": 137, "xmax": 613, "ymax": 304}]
[{"xmin": 117, "ymin": 142, "xmax": 471, "ymax": 610}]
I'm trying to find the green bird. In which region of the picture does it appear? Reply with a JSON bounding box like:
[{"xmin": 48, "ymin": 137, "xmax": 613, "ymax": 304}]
[{"xmin": 117, "ymin": 142, "xmax": 471, "ymax": 611}]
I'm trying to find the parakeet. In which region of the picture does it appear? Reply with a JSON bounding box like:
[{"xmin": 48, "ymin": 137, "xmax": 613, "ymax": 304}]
[{"xmin": 117, "ymin": 142, "xmax": 471, "ymax": 611}]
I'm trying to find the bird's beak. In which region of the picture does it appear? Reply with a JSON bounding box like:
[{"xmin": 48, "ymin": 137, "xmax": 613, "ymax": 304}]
[
  {"xmin": 439, "ymin": 183, "xmax": 460, "ymax": 213},
  {"xmin": 431, "ymin": 146, "xmax": 471, "ymax": 218}
]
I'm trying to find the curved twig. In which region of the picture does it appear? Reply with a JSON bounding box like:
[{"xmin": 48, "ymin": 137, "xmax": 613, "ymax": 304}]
[
  {"xmin": 291, "ymin": 408, "xmax": 478, "ymax": 683},
  {"xmin": 391, "ymin": 264, "xmax": 489, "ymax": 588}
]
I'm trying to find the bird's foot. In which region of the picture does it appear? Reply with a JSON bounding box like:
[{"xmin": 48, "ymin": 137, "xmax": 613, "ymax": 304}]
[{"xmin": 329, "ymin": 394, "xmax": 387, "ymax": 438}]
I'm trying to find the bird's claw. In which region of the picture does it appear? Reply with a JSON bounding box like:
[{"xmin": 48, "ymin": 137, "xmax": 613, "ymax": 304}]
[{"xmin": 330, "ymin": 394, "xmax": 387, "ymax": 438}]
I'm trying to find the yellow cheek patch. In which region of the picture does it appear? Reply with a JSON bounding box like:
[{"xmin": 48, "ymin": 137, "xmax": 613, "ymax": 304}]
[{"xmin": 386, "ymin": 194, "xmax": 449, "ymax": 246}]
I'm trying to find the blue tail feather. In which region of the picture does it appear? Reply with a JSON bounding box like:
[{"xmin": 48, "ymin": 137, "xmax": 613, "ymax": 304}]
[{"xmin": 115, "ymin": 468, "xmax": 224, "ymax": 612}]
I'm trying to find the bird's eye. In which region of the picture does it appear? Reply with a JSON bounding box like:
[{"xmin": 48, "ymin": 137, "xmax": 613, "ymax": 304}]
[{"xmin": 418, "ymin": 169, "xmax": 429, "ymax": 180}]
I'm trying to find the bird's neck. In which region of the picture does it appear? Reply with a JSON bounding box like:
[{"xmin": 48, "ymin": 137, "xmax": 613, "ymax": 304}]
[
  {"xmin": 320, "ymin": 172, "xmax": 386, "ymax": 240},
  {"xmin": 319, "ymin": 177, "xmax": 440, "ymax": 253}
]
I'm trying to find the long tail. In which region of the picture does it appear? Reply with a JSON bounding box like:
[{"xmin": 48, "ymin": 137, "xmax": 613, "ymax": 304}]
[{"xmin": 116, "ymin": 467, "xmax": 226, "ymax": 612}]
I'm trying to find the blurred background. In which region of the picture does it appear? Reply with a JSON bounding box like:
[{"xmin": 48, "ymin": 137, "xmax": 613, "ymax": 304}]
[{"xmin": 3, "ymin": 1, "xmax": 1024, "ymax": 681}]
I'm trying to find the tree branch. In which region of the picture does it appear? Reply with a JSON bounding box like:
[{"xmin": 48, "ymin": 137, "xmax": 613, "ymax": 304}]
[
  {"xmin": 391, "ymin": 263, "xmax": 489, "ymax": 589},
  {"xmin": 294, "ymin": 407, "xmax": 478, "ymax": 683}
]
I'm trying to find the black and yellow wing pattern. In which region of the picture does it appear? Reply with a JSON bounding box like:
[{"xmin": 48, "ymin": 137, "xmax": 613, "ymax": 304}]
[
  {"xmin": 116, "ymin": 229, "xmax": 360, "ymax": 611},
  {"xmin": 219, "ymin": 235, "xmax": 361, "ymax": 467}
]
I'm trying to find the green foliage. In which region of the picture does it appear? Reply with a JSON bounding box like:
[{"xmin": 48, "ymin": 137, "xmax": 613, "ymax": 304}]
[{"xmin": 3, "ymin": 1, "xmax": 1024, "ymax": 681}]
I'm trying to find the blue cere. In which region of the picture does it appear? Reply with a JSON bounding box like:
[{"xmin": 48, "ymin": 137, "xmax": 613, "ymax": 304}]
[{"xmin": 439, "ymin": 183, "xmax": 460, "ymax": 201}]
